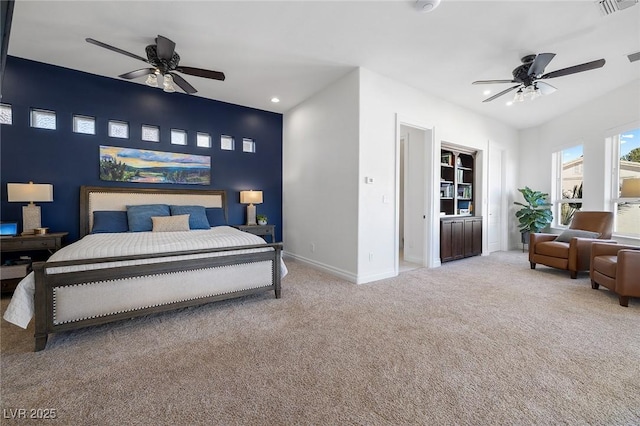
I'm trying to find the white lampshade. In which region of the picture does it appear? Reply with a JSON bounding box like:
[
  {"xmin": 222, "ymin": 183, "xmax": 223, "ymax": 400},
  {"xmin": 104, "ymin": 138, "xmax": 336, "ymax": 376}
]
[
  {"xmin": 7, "ymin": 182, "xmax": 54, "ymax": 234},
  {"xmin": 240, "ymin": 190, "xmax": 263, "ymax": 205},
  {"xmin": 7, "ymin": 182, "xmax": 53, "ymax": 204},
  {"xmin": 620, "ymin": 178, "xmax": 640, "ymax": 198}
]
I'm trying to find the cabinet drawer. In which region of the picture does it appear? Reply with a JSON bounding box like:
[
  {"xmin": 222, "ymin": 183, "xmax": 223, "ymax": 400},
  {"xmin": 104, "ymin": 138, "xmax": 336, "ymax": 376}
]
[{"xmin": 3, "ymin": 238, "xmax": 56, "ymax": 251}]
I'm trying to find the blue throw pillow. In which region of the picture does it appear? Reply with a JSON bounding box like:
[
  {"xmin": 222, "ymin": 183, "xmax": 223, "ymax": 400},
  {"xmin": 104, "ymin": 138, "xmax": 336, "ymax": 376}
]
[
  {"xmin": 206, "ymin": 208, "xmax": 227, "ymax": 227},
  {"xmin": 127, "ymin": 204, "xmax": 170, "ymax": 232},
  {"xmin": 92, "ymin": 211, "xmax": 129, "ymax": 233},
  {"xmin": 170, "ymin": 205, "xmax": 210, "ymax": 230}
]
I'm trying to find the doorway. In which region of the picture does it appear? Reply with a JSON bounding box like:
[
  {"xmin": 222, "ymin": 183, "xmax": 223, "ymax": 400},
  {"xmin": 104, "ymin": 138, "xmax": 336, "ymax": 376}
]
[{"xmin": 397, "ymin": 122, "xmax": 434, "ymax": 273}]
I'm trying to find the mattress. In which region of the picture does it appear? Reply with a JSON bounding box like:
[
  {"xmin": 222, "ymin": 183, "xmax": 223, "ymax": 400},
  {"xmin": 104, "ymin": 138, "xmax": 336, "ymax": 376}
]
[{"xmin": 3, "ymin": 226, "xmax": 287, "ymax": 328}]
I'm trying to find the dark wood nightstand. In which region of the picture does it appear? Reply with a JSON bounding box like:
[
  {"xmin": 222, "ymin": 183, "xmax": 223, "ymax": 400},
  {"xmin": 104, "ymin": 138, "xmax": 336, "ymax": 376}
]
[
  {"xmin": 234, "ymin": 225, "xmax": 275, "ymax": 243},
  {"xmin": 1, "ymin": 232, "xmax": 68, "ymax": 294}
]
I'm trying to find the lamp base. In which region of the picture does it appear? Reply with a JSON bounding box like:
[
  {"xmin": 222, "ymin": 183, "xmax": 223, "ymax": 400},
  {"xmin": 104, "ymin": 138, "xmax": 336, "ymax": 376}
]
[
  {"xmin": 246, "ymin": 204, "xmax": 257, "ymax": 226},
  {"xmin": 22, "ymin": 204, "xmax": 42, "ymax": 235}
]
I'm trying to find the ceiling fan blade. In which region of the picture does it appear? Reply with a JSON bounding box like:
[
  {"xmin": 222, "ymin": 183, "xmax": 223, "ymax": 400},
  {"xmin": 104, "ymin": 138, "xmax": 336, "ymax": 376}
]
[
  {"xmin": 536, "ymin": 81, "xmax": 557, "ymax": 95},
  {"xmin": 528, "ymin": 53, "xmax": 556, "ymax": 77},
  {"xmin": 170, "ymin": 72, "xmax": 197, "ymax": 94},
  {"xmin": 177, "ymin": 66, "xmax": 226, "ymax": 81},
  {"xmin": 472, "ymin": 79, "xmax": 517, "ymax": 85},
  {"xmin": 86, "ymin": 38, "xmax": 148, "ymax": 63},
  {"xmin": 540, "ymin": 58, "xmax": 605, "ymax": 79},
  {"xmin": 483, "ymin": 85, "xmax": 521, "ymax": 103},
  {"xmin": 156, "ymin": 35, "xmax": 176, "ymax": 60},
  {"xmin": 119, "ymin": 68, "xmax": 156, "ymax": 79}
]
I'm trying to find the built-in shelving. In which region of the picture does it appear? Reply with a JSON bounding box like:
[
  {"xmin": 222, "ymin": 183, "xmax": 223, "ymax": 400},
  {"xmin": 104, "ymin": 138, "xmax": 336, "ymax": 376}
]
[{"xmin": 440, "ymin": 147, "xmax": 476, "ymax": 216}]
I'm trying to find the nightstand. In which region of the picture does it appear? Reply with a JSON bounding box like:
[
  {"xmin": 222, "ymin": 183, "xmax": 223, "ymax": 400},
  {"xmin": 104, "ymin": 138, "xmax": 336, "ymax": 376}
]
[
  {"xmin": 1, "ymin": 232, "xmax": 68, "ymax": 294},
  {"xmin": 235, "ymin": 225, "xmax": 275, "ymax": 243}
]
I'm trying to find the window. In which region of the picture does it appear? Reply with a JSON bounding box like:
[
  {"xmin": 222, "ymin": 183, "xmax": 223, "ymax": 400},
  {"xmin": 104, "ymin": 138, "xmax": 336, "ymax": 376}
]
[
  {"xmin": 552, "ymin": 145, "xmax": 583, "ymax": 226},
  {"xmin": 73, "ymin": 115, "xmax": 96, "ymax": 135},
  {"xmin": 0, "ymin": 103, "xmax": 12, "ymax": 125},
  {"xmin": 142, "ymin": 125, "xmax": 160, "ymax": 142},
  {"xmin": 242, "ymin": 138, "xmax": 256, "ymax": 153},
  {"xmin": 221, "ymin": 135, "xmax": 234, "ymax": 151},
  {"xmin": 171, "ymin": 129, "xmax": 187, "ymax": 145},
  {"xmin": 196, "ymin": 132, "xmax": 211, "ymax": 148},
  {"xmin": 31, "ymin": 108, "xmax": 56, "ymax": 130},
  {"xmin": 108, "ymin": 120, "xmax": 129, "ymax": 138},
  {"xmin": 611, "ymin": 127, "xmax": 640, "ymax": 237}
]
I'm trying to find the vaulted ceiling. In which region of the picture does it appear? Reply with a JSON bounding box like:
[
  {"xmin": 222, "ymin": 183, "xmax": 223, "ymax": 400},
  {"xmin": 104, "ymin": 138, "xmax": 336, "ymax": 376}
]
[{"xmin": 7, "ymin": 1, "xmax": 640, "ymax": 129}]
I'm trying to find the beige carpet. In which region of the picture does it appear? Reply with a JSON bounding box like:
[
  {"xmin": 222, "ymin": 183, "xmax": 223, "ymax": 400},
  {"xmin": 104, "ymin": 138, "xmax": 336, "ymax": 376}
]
[{"xmin": 1, "ymin": 251, "xmax": 639, "ymax": 425}]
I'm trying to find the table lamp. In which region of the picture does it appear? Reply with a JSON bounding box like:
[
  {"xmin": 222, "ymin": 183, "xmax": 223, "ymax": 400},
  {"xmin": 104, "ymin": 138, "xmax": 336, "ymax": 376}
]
[
  {"xmin": 240, "ymin": 190, "xmax": 263, "ymax": 225},
  {"xmin": 7, "ymin": 182, "xmax": 54, "ymax": 234}
]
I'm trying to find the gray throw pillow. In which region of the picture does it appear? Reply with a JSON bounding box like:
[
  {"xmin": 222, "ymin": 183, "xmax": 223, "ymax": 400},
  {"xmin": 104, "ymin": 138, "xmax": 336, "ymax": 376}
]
[{"xmin": 554, "ymin": 229, "xmax": 600, "ymax": 242}]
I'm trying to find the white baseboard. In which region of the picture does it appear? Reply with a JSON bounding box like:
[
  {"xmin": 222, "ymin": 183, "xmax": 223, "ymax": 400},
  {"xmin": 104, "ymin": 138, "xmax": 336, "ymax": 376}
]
[
  {"xmin": 355, "ymin": 270, "xmax": 397, "ymax": 284},
  {"xmin": 283, "ymin": 252, "xmax": 400, "ymax": 284},
  {"xmin": 283, "ymin": 251, "xmax": 357, "ymax": 283}
]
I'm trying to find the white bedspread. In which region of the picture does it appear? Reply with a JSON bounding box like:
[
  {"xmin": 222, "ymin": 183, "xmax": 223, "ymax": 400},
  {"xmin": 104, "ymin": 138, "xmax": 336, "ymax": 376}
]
[{"xmin": 3, "ymin": 226, "xmax": 287, "ymax": 329}]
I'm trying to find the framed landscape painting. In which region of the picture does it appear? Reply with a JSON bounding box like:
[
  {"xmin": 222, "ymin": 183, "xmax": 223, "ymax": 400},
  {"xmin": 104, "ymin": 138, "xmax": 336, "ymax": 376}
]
[{"xmin": 99, "ymin": 145, "xmax": 211, "ymax": 185}]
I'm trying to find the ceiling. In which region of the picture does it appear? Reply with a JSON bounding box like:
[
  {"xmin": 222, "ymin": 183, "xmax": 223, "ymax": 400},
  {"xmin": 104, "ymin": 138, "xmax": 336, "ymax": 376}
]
[{"xmin": 7, "ymin": 1, "xmax": 640, "ymax": 130}]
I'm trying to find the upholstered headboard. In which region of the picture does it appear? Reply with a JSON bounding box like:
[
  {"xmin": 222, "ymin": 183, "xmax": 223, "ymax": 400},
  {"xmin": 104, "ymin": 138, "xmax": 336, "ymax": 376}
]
[{"xmin": 79, "ymin": 186, "xmax": 228, "ymax": 237}]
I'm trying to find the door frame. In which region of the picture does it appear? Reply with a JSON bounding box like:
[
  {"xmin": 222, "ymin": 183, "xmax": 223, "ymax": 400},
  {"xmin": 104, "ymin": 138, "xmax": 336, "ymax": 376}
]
[{"xmin": 394, "ymin": 114, "xmax": 437, "ymax": 275}]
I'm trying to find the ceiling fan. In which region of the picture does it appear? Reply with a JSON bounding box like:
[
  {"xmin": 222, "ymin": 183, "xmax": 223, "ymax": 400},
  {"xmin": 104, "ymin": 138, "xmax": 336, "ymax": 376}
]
[
  {"xmin": 473, "ymin": 53, "xmax": 605, "ymax": 103},
  {"xmin": 85, "ymin": 35, "xmax": 225, "ymax": 94}
]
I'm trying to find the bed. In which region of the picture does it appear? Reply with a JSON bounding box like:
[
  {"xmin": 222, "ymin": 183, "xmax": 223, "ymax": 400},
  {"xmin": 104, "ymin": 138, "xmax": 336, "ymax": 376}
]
[{"xmin": 3, "ymin": 186, "xmax": 286, "ymax": 351}]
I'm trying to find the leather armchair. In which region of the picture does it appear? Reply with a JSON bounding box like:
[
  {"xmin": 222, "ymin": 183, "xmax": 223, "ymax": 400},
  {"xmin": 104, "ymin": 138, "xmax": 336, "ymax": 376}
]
[
  {"xmin": 529, "ymin": 211, "xmax": 614, "ymax": 279},
  {"xmin": 590, "ymin": 242, "xmax": 640, "ymax": 307}
]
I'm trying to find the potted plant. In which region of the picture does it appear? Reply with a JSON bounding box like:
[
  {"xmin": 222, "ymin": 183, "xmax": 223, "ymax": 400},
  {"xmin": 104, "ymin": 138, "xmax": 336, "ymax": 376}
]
[
  {"xmin": 256, "ymin": 214, "xmax": 268, "ymax": 226},
  {"xmin": 514, "ymin": 186, "xmax": 553, "ymax": 243}
]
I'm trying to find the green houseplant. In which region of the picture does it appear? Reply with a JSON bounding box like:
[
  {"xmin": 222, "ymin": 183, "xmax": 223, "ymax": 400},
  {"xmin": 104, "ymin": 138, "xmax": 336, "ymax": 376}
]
[
  {"xmin": 514, "ymin": 186, "xmax": 553, "ymax": 243},
  {"xmin": 256, "ymin": 214, "xmax": 268, "ymax": 225}
]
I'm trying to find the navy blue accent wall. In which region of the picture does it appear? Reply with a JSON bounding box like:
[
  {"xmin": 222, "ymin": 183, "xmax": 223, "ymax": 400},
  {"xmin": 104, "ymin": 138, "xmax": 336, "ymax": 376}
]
[{"xmin": 0, "ymin": 56, "xmax": 283, "ymax": 242}]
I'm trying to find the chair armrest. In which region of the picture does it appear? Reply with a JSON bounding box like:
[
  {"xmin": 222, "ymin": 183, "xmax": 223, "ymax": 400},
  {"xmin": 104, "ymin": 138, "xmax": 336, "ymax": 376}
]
[
  {"xmin": 569, "ymin": 238, "xmax": 617, "ymax": 272},
  {"xmin": 529, "ymin": 233, "xmax": 558, "ymax": 262},
  {"xmin": 617, "ymin": 249, "xmax": 640, "ymax": 296},
  {"xmin": 591, "ymin": 242, "xmax": 639, "ymax": 258},
  {"xmin": 530, "ymin": 233, "xmax": 557, "ymax": 245}
]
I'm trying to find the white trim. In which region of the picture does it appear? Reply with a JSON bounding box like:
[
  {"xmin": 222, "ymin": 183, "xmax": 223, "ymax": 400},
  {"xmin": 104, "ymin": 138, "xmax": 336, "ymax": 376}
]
[
  {"xmin": 283, "ymin": 251, "xmax": 357, "ymax": 283},
  {"xmin": 395, "ymin": 114, "xmax": 437, "ymax": 273}
]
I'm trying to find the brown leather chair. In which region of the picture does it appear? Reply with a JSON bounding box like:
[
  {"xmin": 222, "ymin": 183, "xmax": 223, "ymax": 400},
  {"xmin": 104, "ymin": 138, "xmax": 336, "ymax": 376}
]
[
  {"xmin": 590, "ymin": 242, "xmax": 640, "ymax": 307},
  {"xmin": 529, "ymin": 211, "xmax": 614, "ymax": 278}
]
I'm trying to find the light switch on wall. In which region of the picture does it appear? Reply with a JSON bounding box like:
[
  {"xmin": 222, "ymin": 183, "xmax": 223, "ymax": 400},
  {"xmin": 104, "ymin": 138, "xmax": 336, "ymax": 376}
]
[{"xmin": 365, "ymin": 177, "xmax": 375, "ymax": 184}]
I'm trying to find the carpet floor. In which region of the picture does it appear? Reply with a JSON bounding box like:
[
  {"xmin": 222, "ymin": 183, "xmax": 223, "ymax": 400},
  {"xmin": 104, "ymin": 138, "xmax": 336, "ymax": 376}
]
[{"xmin": 1, "ymin": 250, "xmax": 639, "ymax": 425}]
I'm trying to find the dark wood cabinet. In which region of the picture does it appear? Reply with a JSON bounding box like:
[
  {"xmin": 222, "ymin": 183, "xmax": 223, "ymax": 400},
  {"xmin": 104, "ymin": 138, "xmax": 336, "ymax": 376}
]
[
  {"xmin": 1, "ymin": 232, "xmax": 67, "ymax": 294},
  {"xmin": 440, "ymin": 217, "xmax": 482, "ymax": 263}
]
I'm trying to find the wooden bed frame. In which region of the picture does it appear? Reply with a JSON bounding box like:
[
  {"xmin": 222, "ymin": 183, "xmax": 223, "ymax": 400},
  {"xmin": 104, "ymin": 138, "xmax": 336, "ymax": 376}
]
[{"xmin": 32, "ymin": 186, "xmax": 282, "ymax": 351}]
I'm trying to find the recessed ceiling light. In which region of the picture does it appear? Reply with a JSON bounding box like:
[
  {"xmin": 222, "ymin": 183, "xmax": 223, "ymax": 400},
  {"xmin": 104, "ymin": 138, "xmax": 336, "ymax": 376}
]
[
  {"xmin": 271, "ymin": 97, "xmax": 280, "ymax": 103},
  {"xmin": 506, "ymin": 101, "xmax": 513, "ymax": 106},
  {"xmin": 483, "ymin": 90, "xmax": 491, "ymax": 96}
]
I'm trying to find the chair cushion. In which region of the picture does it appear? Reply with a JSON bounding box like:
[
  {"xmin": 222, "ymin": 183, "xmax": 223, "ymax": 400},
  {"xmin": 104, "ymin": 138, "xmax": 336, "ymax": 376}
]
[
  {"xmin": 554, "ymin": 229, "xmax": 600, "ymax": 242},
  {"xmin": 535, "ymin": 241, "xmax": 569, "ymax": 258},
  {"xmin": 593, "ymin": 255, "xmax": 617, "ymax": 279}
]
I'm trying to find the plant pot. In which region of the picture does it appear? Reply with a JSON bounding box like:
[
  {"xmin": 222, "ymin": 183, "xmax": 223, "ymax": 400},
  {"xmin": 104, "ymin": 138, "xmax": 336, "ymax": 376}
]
[
  {"xmin": 258, "ymin": 220, "xmax": 267, "ymax": 226},
  {"xmin": 521, "ymin": 231, "xmax": 530, "ymax": 244}
]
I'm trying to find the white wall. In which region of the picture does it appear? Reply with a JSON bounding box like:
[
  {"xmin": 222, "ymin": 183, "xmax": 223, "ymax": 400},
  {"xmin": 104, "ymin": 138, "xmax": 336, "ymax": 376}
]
[
  {"xmin": 282, "ymin": 69, "xmax": 361, "ymax": 280},
  {"xmin": 357, "ymin": 68, "xmax": 520, "ymax": 282},
  {"xmin": 518, "ymin": 79, "xmax": 640, "ymax": 245}
]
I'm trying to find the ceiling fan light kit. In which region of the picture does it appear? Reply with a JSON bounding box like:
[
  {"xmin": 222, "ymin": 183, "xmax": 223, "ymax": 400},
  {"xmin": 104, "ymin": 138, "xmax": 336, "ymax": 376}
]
[
  {"xmin": 85, "ymin": 35, "xmax": 226, "ymax": 94},
  {"xmin": 145, "ymin": 73, "xmax": 158, "ymax": 87},
  {"xmin": 473, "ymin": 52, "xmax": 605, "ymax": 103},
  {"xmin": 163, "ymin": 74, "xmax": 176, "ymax": 93}
]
